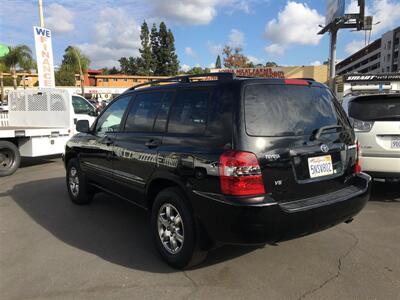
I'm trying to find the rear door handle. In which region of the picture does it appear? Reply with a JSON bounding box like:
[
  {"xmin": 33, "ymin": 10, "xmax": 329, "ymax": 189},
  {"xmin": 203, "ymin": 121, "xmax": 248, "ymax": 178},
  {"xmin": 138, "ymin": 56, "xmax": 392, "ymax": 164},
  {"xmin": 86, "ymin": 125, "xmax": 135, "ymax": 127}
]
[{"xmin": 145, "ymin": 139, "xmax": 160, "ymax": 148}]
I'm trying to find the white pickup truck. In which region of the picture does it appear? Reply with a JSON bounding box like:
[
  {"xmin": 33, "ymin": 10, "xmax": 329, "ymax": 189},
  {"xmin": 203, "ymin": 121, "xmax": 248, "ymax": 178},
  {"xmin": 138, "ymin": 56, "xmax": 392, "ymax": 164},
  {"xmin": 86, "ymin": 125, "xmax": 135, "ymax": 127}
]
[{"xmin": 0, "ymin": 89, "xmax": 97, "ymax": 176}]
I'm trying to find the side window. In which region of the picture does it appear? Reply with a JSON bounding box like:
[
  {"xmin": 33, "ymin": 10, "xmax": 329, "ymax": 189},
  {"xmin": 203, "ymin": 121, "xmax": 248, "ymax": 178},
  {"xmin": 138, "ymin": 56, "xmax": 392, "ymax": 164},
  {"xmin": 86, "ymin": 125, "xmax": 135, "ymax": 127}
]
[
  {"xmin": 153, "ymin": 92, "xmax": 174, "ymax": 132},
  {"xmin": 72, "ymin": 96, "xmax": 95, "ymax": 115},
  {"xmin": 124, "ymin": 92, "xmax": 163, "ymax": 132},
  {"xmin": 167, "ymin": 89, "xmax": 209, "ymax": 134},
  {"xmin": 95, "ymin": 95, "xmax": 131, "ymax": 134}
]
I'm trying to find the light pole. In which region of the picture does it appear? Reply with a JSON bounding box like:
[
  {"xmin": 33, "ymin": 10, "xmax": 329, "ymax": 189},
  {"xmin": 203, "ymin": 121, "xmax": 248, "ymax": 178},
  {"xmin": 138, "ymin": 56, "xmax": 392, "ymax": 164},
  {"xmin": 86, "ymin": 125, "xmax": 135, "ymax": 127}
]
[{"xmin": 38, "ymin": 0, "xmax": 44, "ymax": 27}]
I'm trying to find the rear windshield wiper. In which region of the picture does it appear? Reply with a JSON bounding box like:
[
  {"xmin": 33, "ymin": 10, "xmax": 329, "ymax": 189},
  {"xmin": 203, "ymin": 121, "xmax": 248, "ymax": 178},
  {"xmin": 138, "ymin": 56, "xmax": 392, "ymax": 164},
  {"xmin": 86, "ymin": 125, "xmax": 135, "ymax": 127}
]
[{"xmin": 311, "ymin": 125, "xmax": 343, "ymax": 140}]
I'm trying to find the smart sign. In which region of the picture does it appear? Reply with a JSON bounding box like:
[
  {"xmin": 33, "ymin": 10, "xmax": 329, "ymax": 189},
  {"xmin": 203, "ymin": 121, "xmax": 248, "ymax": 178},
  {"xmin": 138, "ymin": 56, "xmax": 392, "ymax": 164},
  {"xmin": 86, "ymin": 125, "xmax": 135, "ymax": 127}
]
[{"xmin": 33, "ymin": 26, "xmax": 55, "ymax": 88}]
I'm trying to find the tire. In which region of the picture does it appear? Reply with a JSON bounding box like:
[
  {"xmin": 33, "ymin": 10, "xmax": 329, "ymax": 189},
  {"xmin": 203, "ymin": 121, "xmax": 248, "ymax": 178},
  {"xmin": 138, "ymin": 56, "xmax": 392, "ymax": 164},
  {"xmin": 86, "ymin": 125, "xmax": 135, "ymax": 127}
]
[
  {"xmin": 66, "ymin": 158, "xmax": 93, "ymax": 205},
  {"xmin": 151, "ymin": 187, "xmax": 207, "ymax": 269},
  {"xmin": 0, "ymin": 141, "xmax": 21, "ymax": 177}
]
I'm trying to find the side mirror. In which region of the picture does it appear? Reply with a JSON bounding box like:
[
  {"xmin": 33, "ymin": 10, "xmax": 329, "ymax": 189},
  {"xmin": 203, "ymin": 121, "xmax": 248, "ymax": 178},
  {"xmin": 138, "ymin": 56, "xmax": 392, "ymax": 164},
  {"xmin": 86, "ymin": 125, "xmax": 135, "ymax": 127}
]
[{"xmin": 76, "ymin": 119, "xmax": 90, "ymax": 133}]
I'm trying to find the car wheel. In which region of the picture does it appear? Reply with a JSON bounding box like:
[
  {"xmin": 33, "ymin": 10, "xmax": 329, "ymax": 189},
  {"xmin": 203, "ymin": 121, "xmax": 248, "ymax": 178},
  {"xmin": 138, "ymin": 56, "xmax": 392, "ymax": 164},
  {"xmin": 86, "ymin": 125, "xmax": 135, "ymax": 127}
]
[
  {"xmin": 66, "ymin": 158, "xmax": 93, "ymax": 205},
  {"xmin": 0, "ymin": 141, "xmax": 21, "ymax": 177},
  {"xmin": 151, "ymin": 187, "xmax": 207, "ymax": 269}
]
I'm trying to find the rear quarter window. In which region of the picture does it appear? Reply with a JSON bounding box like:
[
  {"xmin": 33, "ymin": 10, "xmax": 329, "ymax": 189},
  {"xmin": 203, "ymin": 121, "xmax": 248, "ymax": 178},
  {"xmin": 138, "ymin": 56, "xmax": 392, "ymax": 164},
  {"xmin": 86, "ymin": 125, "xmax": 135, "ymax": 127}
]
[
  {"xmin": 244, "ymin": 84, "xmax": 347, "ymax": 137},
  {"xmin": 167, "ymin": 89, "xmax": 210, "ymax": 134}
]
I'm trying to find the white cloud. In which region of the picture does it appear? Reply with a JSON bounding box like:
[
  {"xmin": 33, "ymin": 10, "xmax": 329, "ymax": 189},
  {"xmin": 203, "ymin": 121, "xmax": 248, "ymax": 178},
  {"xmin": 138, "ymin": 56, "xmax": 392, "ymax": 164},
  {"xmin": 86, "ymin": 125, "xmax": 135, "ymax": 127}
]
[
  {"xmin": 185, "ymin": 47, "xmax": 197, "ymax": 58},
  {"xmin": 149, "ymin": 0, "xmax": 262, "ymax": 25},
  {"xmin": 228, "ymin": 29, "xmax": 245, "ymax": 48},
  {"xmin": 346, "ymin": 0, "xmax": 400, "ymax": 35},
  {"xmin": 180, "ymin": 64, "xmax": 191, "ymax": 72},
  {"xmin": 310, "ymin": 60, "xmax": 322, "ymax": 66},
  {"xmin": 248, "ymin": 55, "xmax": 264, "ymax": 65},
  {"xmin": 150, "ymin": 0, "xmax": 220, "ymax": 25},
  {"xmin": 264, "ymin": 44, "xmax": 285, "ymax": 56},
  {"xmin": 207, "ymin": 41, "xmax": 223, "ymax": 55},
  {"xmin": 345, "ymin": 40, "xmax": 366, "ymax": 55},
  {"xmin": 264, "ymin": 1, "xmax": 324, "ymax": 55},
  {"xmin": 45, "ymin": 3, "xmax": 74, "ymax": 33},
  {"xmin": 208, "ymin": 62, "xmax": 216, "ymax": 68},
  {"xmin": 77, "ymin": 7, "xmax": 141, "ymax": 68}
]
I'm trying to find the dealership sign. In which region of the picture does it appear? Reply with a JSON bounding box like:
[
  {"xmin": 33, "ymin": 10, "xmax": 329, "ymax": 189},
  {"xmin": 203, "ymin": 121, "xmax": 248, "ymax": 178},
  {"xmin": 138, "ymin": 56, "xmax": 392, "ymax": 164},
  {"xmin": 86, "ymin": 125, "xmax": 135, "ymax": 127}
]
[
  {"xmin": 33, "ymin": 26, "xmax": 55, "ymax": 88},
  {"xmin": 215, "ymin": 68, "xmax": 285, "ymax": 78},
  {"xmin": 326, "ymin": 0, "xmax": 345, "ymax": 25}
]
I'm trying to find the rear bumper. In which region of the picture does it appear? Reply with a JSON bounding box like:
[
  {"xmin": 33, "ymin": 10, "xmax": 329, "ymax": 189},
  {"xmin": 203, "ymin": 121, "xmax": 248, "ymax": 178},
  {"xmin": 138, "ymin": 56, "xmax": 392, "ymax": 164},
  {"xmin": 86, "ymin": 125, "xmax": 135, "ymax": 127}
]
[
  {"xmin": 360, "ymin": 155, "xmax": 400, "ymax": 177},
  {"xmin": 191, "ymin": 173, "xmax": 371, "ymax": 245}
]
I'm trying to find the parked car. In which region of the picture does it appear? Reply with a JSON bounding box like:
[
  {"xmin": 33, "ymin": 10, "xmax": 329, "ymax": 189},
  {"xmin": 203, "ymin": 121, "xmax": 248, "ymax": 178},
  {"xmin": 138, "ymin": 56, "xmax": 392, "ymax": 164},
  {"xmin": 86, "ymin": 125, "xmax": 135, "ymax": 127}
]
[
  {"xmin": 342, "ymin": 93, "xmax": 400, "ymax": 181},
  {"xmin": 64, "ymin": 73, "xmax": 371, "ymax": 268}
]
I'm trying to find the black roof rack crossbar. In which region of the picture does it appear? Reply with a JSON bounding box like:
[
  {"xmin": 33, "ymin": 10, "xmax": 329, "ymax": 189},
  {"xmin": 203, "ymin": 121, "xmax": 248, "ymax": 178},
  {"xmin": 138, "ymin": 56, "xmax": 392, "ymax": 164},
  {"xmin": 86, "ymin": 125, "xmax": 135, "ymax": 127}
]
[{"xmin": 128, "ymin": 72, "xmax": 236, "ymax": 91}]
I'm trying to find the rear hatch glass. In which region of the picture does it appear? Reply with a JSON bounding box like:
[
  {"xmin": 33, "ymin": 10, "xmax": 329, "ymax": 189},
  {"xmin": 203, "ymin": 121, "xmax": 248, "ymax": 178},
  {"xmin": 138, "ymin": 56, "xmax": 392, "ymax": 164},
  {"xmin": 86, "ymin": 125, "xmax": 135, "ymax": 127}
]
[
  {"xmin": 348, "ymin": 95, "xmax": 400, "ymax": 121},
  {"xmin": 243, "ymin": 83, "xmax": 355, "ymax": 203},
  {"xmin": 244, "ymin": 84, "xmax": 348, "ymax": 136}
]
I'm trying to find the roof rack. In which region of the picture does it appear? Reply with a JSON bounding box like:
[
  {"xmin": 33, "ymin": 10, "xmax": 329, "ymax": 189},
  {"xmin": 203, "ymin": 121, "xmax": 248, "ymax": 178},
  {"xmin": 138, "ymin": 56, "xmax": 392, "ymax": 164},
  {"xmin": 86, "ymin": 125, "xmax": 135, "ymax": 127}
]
[{"xmin": 128, "ymin": 72, "xmax": 236, "ymax": 91}]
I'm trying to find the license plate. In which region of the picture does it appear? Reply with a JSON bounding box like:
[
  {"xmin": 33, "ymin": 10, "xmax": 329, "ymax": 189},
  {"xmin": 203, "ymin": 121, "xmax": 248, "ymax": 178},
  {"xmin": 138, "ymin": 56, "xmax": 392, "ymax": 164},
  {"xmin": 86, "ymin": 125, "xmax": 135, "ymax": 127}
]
[
  {"xmin": 391, "ymin": 139, "xmax": 400, "ymax": 149},
  {"xmin": 308, "ymin": 155, "xmax": 334, "ymax": 178}
]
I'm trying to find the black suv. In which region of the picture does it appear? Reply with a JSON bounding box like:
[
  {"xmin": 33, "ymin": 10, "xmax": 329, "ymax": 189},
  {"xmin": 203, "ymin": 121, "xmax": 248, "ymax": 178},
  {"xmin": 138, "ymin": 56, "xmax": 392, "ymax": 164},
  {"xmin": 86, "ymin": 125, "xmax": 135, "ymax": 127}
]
[{"xmin": 64, "ymin": 73, "xmax": 371, "ymax": 268}]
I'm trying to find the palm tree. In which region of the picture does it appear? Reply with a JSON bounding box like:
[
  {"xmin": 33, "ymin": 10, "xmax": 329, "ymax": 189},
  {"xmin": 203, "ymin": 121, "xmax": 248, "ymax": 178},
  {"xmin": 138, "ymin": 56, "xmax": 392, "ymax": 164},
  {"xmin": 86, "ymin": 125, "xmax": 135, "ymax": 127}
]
[
  {"xmin": 0, "ymin": 45, "xmax": 33, "ymax": 89},
  {"xmin": 59, "ymin": 46, "xmax": 90, "ymax": 95}
]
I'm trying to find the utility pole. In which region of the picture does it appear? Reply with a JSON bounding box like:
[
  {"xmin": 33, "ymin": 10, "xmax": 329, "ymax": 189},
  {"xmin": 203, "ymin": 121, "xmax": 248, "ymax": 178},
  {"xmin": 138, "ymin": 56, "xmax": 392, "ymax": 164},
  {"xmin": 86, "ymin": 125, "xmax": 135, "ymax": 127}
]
[
  {"xmin": 328, "ymin": 29, "xmax": 338, "ymax": 91},
  {"xmin": 38, "ymin": 0, "xmax": 44, "ymax": 27},
  {"xmin": 319, "ymin": 0, "xmax": 367, "ymax": 94}
]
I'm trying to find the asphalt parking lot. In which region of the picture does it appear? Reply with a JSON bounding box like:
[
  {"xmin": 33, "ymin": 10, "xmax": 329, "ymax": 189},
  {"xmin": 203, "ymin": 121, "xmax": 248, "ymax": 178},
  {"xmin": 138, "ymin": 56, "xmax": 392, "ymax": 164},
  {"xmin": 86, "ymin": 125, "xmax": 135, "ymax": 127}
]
[{"xmin": 1, "ymin": 158, "xmax": 399, "ymax": 299}]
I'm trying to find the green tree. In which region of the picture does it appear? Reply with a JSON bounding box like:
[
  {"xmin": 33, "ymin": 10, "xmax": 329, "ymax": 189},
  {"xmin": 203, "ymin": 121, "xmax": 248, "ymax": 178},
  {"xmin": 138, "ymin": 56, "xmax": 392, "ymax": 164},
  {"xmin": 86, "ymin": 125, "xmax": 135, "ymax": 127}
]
[
  {"xmin": 215, "ymin": 55, "xmax": 222, "ymax": 69},
  {"xmin": 117, "ymin": 21, "xmax": 179, "ymax": 76},
  {"xmin": 55, "ymin": 68, "xmax": 75, "ymax": 86},
  {"xmin": 55, "ymin": 46, "xmax": 90, "ymax": 87},
  {"xmin": 150, "ymin": 23, "xmax": 160, "ymax": 75},
  {"xmin": 119, "ymin": 57, "xmax": 141, "ymax": 75},
  {"xmin": 138, "ymin": 21, "xmax": 153, "ymax": 75},
  {"xmin": 185, "ymin": 66, "xmax": 210, "ymax": 75},
  {"xmin": 265, "ymin": 61, "xmax": 278, "ymax": 67},
  {"xmin": 0, "ymin": 45, "xmax": 33, "ymax": 89},
  {"xmin": 156, "ymin": 22, "xmax": 179, "ymax": 76},
  {"xmin": 102, "ymin": 66, "xmax": 120, "ymax": 75}
]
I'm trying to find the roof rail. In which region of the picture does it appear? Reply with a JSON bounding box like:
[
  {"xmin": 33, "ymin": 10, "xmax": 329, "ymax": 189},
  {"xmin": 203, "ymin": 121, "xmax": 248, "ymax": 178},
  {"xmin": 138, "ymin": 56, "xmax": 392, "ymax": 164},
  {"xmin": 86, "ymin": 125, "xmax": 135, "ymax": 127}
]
[{"xmin": 128, "ymin": 72, "xmax": 236, "ymax": 91}]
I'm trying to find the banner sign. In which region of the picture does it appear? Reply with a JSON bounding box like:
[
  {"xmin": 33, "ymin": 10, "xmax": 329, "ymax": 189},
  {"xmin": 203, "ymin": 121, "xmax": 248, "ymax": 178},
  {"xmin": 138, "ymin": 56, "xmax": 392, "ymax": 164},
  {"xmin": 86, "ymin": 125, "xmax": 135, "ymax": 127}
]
[
  {"xmin": 33, "ymin": 26, "xmax": 55, "ymax": 88},
  {"xmin": 326, "ymin": 0, "xmax": 345, "ymax": 25}
]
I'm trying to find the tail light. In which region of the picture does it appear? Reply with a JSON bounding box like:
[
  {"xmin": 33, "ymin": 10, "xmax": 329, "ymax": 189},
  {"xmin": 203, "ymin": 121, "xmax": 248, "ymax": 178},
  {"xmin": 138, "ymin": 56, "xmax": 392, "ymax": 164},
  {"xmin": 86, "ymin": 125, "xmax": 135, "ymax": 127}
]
[
  {"xmin": 355, "ymin": 141, "xmax": 361, "ymax": 174},
  {"xmin": 219, "ymin": 151, "xmax": 266, "ymax": 196}
]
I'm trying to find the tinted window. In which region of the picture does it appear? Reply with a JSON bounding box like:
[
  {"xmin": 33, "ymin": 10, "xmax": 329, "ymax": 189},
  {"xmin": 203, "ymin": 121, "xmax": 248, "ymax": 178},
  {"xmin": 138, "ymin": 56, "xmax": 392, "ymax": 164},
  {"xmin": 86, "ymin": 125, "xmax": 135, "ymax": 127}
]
[
  {"xmin": 72, "ymin": 96, "xmax": 95, "ymax": 115},
  {"xmin": 168, "ymin": 89, "xmax": 209, "ymax": 134},
  {"xmin": 124, "ymin": 92, "xmax": 163, "ymax": 132},
  {"xmin": 245, "ymin": 84, "xmax": 347, "ymax": 137},
  {"xmin": 349, "ymin": 96, "xmax": 400, "ymax": 121},
  {"xmin": 153, "ymin": 92, "xmax": 174, "ymax": 132},
  {"xmin": 95, "ymin": 96, "xmax": 131, "ymax": 134}
]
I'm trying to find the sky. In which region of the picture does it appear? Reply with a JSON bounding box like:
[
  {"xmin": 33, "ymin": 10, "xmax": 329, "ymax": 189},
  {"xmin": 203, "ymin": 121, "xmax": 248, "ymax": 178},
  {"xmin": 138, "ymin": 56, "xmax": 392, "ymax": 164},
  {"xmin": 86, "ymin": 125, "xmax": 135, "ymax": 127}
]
[{"xmin": 0, "ymin": 0, "xmax": 400, "ymax": 71}]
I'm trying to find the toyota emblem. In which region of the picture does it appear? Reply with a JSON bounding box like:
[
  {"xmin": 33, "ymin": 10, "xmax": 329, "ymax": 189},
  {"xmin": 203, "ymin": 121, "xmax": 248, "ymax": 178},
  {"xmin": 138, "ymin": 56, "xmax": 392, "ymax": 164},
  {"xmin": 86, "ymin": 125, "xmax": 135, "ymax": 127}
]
[{"xmin": 320, "ymin": 144, "xmax": 329, "ymax": 153}]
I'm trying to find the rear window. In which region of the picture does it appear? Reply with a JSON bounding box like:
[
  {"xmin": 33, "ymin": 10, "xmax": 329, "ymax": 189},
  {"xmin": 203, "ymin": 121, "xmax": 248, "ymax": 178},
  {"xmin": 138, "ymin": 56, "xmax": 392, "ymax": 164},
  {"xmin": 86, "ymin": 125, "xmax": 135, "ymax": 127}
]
[
  {"xmin": 244, "ymin": 84, "xmax": 347, "ymax": 137},
  {"xmin": 167, "ymin": 89, "xmax": 209, "ymax": 134},
  {"xmin": 348, "ymin": 96, "xmax": 400, "ymax": 121}
]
